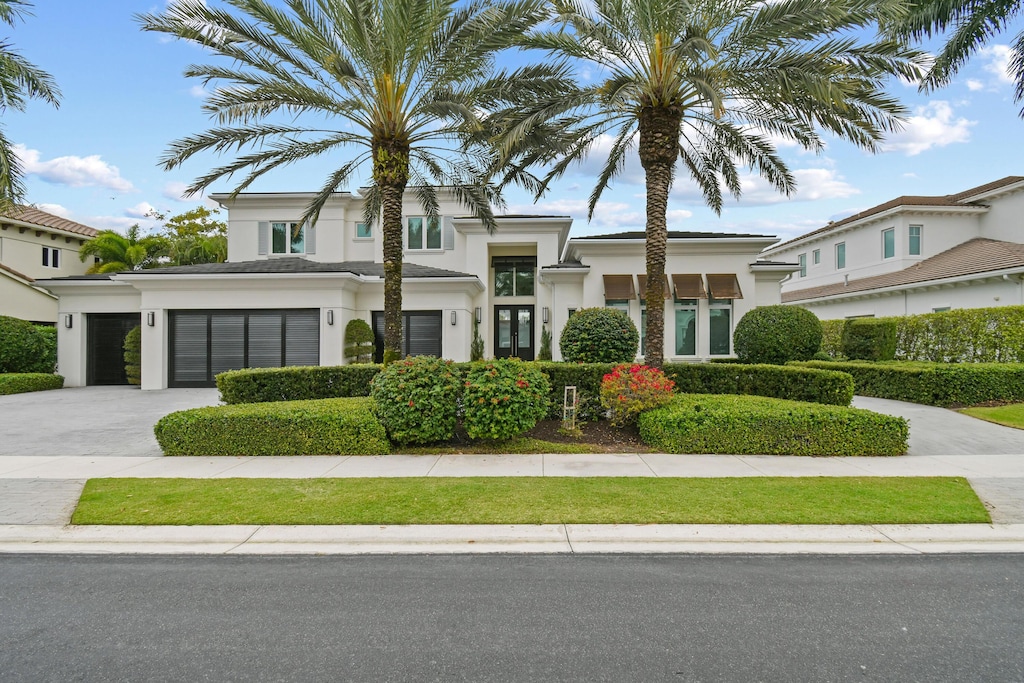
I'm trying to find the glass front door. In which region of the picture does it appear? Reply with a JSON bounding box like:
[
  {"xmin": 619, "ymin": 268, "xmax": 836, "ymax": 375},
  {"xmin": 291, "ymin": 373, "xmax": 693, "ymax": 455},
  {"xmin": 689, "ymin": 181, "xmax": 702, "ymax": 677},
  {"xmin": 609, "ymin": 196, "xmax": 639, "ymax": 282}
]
[{"xmin": 494, "ymin": 305, "xmax": 534, "ymax": 361}]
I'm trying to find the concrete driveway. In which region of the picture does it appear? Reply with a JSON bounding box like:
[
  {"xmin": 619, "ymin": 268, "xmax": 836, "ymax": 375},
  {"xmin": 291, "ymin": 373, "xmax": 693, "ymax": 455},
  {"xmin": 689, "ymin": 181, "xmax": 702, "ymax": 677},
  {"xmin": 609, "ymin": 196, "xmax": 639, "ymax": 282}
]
[{"xmin": 0, "ymin": 386, "xmax": 220, "ymax": 457}]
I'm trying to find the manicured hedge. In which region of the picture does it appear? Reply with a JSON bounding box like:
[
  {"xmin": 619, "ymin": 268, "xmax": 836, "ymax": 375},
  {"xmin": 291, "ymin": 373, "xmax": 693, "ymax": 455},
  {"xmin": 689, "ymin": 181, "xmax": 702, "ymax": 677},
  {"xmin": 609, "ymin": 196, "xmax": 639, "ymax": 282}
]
[
  {"xmin": 796, "ymin": 360, "xmax": 1024, "ymax": 407},
  {"xmin": 819, "ymin": 319, "xmax": 844, "ymax": 358},
  {"xmin": 842, "ymin": 318, "xmax": 897, "ymax": 361},
  {"xmin": 217, "ymin": 365, "xmax": 383, "ymax": 404},
  {"xmin": 733, "ymin": 305, "xmax": 822, "ymax": 364},
  {"xmin": 0, "ymin": 373, "xmax": 64, "ymax": 395},
  {"xmin": 531, "ymin": 361, "xmax": 614, "ymax": 420},
  {"xmin": 662, "ymin": 362, "xmax": 854, "ymax": 406},
  {"xmin": 0, "ymin": 316, "xmax": 56, "ymax": 374},
  {"xmin": 154, "ymin": 397, "xmax": 389, "ymax": 456},
  {"xmin": 639, "ymin": 394, "xmax": 908, "ymax": 456}
]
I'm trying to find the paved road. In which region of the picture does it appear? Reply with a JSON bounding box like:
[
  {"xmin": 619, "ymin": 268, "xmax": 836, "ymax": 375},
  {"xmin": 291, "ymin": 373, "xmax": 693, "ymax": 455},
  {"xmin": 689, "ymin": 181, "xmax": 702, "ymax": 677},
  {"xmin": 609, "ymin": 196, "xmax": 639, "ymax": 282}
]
[{"xmin": 1, "ymin": 554, "xmax": 1022, "ymax": 682}]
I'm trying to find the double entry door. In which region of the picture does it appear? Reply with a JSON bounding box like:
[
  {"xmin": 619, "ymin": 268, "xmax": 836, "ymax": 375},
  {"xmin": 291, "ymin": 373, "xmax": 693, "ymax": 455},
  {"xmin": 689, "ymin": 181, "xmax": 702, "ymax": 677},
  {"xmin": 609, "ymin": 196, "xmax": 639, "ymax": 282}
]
[{"xmin": 494, "ymin": 305, "xmax": 534, "ymax": 361}]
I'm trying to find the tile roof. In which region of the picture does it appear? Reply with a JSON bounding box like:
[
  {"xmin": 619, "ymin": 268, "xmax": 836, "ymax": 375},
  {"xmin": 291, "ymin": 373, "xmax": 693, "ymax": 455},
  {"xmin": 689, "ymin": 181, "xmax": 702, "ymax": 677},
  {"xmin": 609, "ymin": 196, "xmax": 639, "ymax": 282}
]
[
  {"xmin": 772, "ymin": 176, "xmax": 1024, "ymax": 251},
  {"xmin": 782, "ymin": 238, "xmax": 1024, "ymax": 302},
  {"xmin": 573, "ymin": 230, "xmax": 770, "ymax": 240},
  {"xmin": 115, "ymin": 259, "xmax": 475, "ymax": 278},
  {"xmin": 1, "ymin": 205, "xmax": 99, "ymax": 238},
  {"xmin": 0, "ymin": 262, "xmax": 35, "ymax": 283}
]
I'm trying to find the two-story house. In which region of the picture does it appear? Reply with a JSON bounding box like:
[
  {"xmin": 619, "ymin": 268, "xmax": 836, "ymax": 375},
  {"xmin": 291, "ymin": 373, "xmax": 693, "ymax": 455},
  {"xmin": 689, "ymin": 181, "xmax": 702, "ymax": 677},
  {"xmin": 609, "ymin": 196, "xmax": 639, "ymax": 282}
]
[
  {"xmin": 40, "ymin": 189, "xmax": 796, "ymax": 389},
  {"xmin": 762, "ymin": 176, "xmax": 1024, "ymax": 319},
  {"xmin": 0, "ymin": 206, "xmax": 97, "ymax": 324}
]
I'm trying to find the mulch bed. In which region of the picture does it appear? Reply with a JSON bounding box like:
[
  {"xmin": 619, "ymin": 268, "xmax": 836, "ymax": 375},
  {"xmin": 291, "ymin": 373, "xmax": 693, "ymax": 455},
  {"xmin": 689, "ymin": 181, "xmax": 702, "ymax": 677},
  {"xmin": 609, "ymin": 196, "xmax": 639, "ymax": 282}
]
[{"xmin": 434, "ymin": 419, "xmax": 651, "ymax": 453}]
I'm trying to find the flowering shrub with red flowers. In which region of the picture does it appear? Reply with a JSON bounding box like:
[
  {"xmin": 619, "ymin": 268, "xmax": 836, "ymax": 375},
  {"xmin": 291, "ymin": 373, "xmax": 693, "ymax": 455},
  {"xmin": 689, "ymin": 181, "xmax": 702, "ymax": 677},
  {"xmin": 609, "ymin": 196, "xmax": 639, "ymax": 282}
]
[
  {"xmin": 369, "ymin": 356, "xmax": 461, "ymax": 445},
  {"xmin": 599, "ymin": 364, "xmax": 675, "ymax": 427},
  {"xmin": 463, "ymin": 359, "xmax": 550, "ymax": 440}
]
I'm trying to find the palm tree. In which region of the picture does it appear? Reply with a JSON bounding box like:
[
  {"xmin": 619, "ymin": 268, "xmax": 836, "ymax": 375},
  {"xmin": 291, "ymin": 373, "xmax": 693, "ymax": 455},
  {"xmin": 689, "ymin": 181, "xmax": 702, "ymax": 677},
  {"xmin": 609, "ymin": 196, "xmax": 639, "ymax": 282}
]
[
  {"xmin": 0, "ymin": 0, "xmax": 60, "ymax": 208},
  {"xmin": 493, "ymin": 0, "xmax": 925, "ymax": 368},
  {"xmin": 889, "ymin": 0, "xmax": 1024, "ymax": 115},
  {"xmin": 137, "ymin": 0, "xmax": 549, "ymax": 363},
  {"xmin": 79, "ymin": 225, "xmax": 166, "ymax": 273}
]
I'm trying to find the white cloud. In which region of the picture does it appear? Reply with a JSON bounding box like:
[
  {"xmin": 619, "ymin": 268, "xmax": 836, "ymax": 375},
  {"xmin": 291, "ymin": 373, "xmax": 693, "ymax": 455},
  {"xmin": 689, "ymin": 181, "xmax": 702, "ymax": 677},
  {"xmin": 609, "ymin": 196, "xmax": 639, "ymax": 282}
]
[
  {"xmin": 671, "ymin": 167, "xmax": 859, "ymax": 206},
  {"xmin": 966, "ymin": 79, "xmax": 985, "ymax": 91},
  {"xmin": 125, "ymin": 202, "xmax": 157, "ymax": 219},
  {"xmin": 162, "ymin": 181, "xmax": 194, "ymax": 202},
  {"xmin": 189, "ymin": 85, "xmax": 207, "ymax": 98},
  {"xmin": 84, "ymin": 215, "xmax": 143, "ymax": 231},
  {"xmin": 880, "ymin": 101, "xmax": 974, "ymax": 156},
  {"xmin": 980, "ymin": 45, "xmax": 1015, "ymax": 84},
  {"xmin": 34, "ymin": 203, "xmax": 71, "ymax": 218},
  {"xmin": 14, "ymin": 145, "xmax": 135, "ymax": 192}
]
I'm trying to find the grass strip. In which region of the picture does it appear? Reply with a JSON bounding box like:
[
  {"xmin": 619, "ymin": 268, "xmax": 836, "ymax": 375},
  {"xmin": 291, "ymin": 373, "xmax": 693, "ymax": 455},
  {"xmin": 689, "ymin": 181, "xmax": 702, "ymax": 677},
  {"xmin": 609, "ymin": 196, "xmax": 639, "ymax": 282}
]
[
  {"xmin": 961, "ymin": 403, "xmax": 1024, "ymax": 430},
  {"xmin": 71, "ymin": 477, "xmax": 989, "ymax": 526}
]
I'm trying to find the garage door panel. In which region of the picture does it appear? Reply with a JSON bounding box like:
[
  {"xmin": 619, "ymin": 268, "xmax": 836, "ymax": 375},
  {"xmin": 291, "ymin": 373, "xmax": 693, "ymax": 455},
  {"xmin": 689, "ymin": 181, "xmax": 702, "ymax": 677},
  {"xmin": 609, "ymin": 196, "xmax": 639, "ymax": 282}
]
[
  {"xmin": 284, "ymin": 311, "xmax": 319, "ymax": 366},
  {"xmin": 248, "ymin": 314, "xmax": 283, "ymax": 368},
  {"xmin": 172, "ymin": 314, "xmax": 209, "ymax": 384},
  {"xmin": 210, "ymin": 314, "xmax": 245, "ymax": 376}
]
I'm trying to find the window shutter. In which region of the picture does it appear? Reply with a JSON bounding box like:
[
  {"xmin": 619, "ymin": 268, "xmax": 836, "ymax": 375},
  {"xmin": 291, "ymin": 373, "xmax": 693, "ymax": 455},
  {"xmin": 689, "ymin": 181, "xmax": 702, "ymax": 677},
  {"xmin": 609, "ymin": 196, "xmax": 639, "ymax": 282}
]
[
  {"xmin": 443, "ymin": 217, "xmax": 455, "ymax": 250},
  {"xmin": 305, "ymin": 222, "xmax": 316, "ymax": 254},
  {"xmin": 258, "ymin": 222, "xmax": 269, "ymax": 255}
]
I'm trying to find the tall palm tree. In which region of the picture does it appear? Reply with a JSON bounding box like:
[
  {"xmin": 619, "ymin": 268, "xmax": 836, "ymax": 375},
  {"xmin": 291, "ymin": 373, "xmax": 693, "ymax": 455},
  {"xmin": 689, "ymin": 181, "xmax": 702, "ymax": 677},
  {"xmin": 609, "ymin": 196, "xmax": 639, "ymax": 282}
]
[
  {"xmin": 493, "ymin": 0, "xmax": 925, "ymax": 368},
  {"xmin": 0, "ymin": 0, "xmax": 60, "ymax": 208},
  {"xmin": 889, "ymin": 0, "xmax": 1024, "ymax": 115},
  {"xmin": 79, "ymin": 225, "xmax": 167, "ymax": 273},
  {"xmin": 138, "ymin": 0, "xmax": 549, "ymax": 363}
]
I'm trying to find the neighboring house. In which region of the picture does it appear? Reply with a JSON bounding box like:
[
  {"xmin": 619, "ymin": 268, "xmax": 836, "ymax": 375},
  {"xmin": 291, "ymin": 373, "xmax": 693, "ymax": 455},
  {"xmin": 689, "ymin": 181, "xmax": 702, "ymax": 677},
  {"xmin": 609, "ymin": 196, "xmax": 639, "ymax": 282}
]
[
  {"xmin": 0, "ymin": 206, "xmax": 98, "ymax": 324},
  {"xmin": 39, "ymin": 189, "xmax": 796, "ymax": 389},
  {"xmin": 762, "ymin": 176, "xmax": 1024, "ymax": 319}
]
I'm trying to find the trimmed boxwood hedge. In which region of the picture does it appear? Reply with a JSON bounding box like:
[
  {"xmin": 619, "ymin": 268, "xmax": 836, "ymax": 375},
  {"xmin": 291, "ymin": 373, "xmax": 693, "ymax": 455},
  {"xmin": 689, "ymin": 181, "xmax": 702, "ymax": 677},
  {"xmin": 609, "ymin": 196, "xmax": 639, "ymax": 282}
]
[
  {"xmin": 841, "ymin": 318, "xmax": 897, "ymax": 361},
  {"xmin": 662, "ymin": 362, "xmax": 854, "ymax": 406},
  {"xmin": 217, "ymin": 365, "xmax": 383, "ymax": 404},
  {"xmin": 154, "ymin": 397, "xmax": 389, "ymax": 456},
  {"xmin": 796, "ymin": 360, "xmax": 1024, "ymax": 407},
  {"xmin": 0, "ymin": 373, "xmax": 64, "ymax": 395},
  {"xmin": 639, "ymin": 394, "xmax": 908, "ymax": 456}
]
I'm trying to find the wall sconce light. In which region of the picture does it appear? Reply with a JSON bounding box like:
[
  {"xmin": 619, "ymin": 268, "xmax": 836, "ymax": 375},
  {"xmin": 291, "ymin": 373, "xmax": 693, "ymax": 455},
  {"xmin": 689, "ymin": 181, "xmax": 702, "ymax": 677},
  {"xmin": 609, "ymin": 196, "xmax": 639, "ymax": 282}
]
[
  {"xmin": 63, "ymin": 314, "xmax": 72, "ymax": 329},
  {"xmin": 450, "ymin": 310, "xmax": 457, "ymax": 326},
  {"xmin": 326, "ymin": 310, "xmax": 334, "ymax": 326},
  {"xmin": 542, "ymin": 307, "xmax": 550, "ymax": 324},
  {"xmin": 146, "ymin": 311, "xmax": 155, "ymax": 327},
  {"xmin": 474, "ymin": 307, "xmax": 482, "ymax": 324}
]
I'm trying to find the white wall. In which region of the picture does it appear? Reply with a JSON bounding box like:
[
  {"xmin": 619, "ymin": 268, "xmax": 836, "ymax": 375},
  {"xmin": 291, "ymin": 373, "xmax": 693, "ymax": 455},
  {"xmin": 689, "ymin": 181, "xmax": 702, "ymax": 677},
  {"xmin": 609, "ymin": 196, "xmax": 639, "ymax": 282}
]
[
  {"xmin": 51, "ymin": 283, "xmax": 142, "ymax": 387},
  {"xmin": 0, "ymin": 275, "xmax": 58, "ymax": 323},
  {"xmin": 978, "ymin": 190, "xmax": 1024, "ymax": 243},
  {"xmin": 0, "ymin": 225, "xmax": 92, "ymax": 280},
  {"xmin": 801, "ymin": 277, "xmax": 1024, "ymax": 320}
]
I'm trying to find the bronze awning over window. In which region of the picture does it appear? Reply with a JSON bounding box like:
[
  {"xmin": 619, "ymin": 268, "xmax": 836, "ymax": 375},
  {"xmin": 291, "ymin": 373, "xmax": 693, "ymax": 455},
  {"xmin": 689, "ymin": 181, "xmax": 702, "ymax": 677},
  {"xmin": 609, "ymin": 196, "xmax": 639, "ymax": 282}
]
[
  {"xmin": 706, "ymin": 273, "xmax": 743, "ymax": 299},
  {"xmin": 671, "ymin": 274, "xmax": 707, "ymax": 299},
  {"xmin": 603, "ymin": 274, "xmax": 637, "ymax": 300},
  {"xmin": 637, "ymin": 274, "xmax": 671, "ymax": 300}
]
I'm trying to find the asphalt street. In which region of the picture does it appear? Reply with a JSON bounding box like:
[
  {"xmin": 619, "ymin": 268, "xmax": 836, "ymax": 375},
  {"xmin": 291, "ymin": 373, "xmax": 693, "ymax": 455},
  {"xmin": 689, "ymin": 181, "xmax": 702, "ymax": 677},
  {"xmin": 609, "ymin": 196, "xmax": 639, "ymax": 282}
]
[{"xmin": 2, "ymin": 553, "xmax": 1022, "ymax": 682}]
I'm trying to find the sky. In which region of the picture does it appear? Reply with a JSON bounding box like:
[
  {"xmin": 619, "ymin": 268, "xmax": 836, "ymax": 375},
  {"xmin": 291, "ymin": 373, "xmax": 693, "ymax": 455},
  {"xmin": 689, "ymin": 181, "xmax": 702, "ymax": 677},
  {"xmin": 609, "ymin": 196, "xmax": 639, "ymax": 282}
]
[{"xmin": 6, "ymin": 1, "xmax": 1024, "ymax": 246}]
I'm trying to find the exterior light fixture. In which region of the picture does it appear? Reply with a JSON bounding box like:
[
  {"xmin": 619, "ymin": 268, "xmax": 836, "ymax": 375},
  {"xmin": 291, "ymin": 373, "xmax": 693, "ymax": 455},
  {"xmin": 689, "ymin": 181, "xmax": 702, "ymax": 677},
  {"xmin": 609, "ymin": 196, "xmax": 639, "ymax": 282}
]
[
  {"xmin": 542, "ymin": 307, "xmax": 550, "ymax": 324},
  {"xmin": 146, "ymin": 311, "xmax": 155, "ymax": 327},
  {"xmin": 474, "ymin": 307, "xmax": 482, "ymax": 323},
  {"xmin": 327, "ymin": 310, "xmax": 334, "ymax": 326},
  {"xmin": 64, "ymin": 314, "xmax": 72, "ymax": 329},
  {"xmin": 450, "ymin": 310, "xmax": 457, "ymax": 326}
]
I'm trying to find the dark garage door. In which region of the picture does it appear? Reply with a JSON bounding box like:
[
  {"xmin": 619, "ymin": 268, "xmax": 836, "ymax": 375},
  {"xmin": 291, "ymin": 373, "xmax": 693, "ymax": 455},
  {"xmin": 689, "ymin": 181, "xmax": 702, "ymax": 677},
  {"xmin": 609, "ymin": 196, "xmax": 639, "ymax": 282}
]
[
  {"xmin": 87, "ymin": 313, "xmax": 142, "ymax": 386},
  {"xmin": 371, "ymin": 311, "xmax": 442, "ymax": 362},
  {"xmin": 169, "ymin": 309, "xmax": 320, "ymax": 387}
]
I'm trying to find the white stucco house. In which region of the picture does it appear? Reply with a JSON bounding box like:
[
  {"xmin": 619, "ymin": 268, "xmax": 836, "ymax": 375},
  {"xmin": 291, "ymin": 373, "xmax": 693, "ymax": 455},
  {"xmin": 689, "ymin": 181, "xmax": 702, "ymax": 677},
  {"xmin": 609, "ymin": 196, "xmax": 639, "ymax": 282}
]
[
  {"xmin": 0, "ymin": 206, "xmax": 98, "ymax": 324},
  {"xmin": 39, "ymin": 189, "xmax": 796, "ymax": 389},
  {"xmin": 762, "ymin": 175, "xmax": 1024, "ymax": 319}
]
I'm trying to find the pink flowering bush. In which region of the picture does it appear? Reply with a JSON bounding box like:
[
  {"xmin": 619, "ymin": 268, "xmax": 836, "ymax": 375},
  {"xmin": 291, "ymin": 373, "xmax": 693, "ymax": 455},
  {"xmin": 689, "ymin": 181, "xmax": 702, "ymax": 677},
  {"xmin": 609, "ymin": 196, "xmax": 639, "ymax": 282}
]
[{"xmin": 599, "ymin": 364, "xmax": 675, "ymax": 427}]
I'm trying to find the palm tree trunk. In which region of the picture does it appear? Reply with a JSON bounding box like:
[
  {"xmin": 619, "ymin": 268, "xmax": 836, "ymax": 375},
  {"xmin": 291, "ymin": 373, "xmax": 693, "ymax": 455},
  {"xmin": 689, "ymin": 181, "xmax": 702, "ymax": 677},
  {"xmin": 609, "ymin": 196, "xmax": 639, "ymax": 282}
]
[
  {"xmin": 374, "ymin": 142, "xmax": 410, "ymax": 365},
  {"xmin": 638, "ymin": 106, "xmax": 682, "ymax": 370}
]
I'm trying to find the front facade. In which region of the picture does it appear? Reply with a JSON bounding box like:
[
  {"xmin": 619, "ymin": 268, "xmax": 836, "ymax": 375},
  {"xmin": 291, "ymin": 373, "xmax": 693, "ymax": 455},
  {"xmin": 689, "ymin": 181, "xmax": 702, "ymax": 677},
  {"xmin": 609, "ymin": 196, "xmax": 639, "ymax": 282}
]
[
  {"xmin": 763, "ymin": 176, "xmax": 1024, "ymax": 319},
  {"xmin": 40, "ymin": 190, "xmax": 795, "ymax": 389},
  {"xmin": 0, "ymin": 206, "xmax": 97, "ymax": 324}
]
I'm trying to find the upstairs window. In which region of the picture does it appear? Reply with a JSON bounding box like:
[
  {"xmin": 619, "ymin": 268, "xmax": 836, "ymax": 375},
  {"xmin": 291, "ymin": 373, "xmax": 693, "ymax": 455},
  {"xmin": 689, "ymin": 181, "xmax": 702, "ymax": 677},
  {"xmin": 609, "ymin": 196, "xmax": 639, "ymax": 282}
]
[
  {"xmin": 835, "ymin": 242, "xmax": 846, "ymax": 270},
  {"xmin": 356, "ymin": 222, "xmax": 372, "ymax": 239},
  {"xmin": 882, "ymin": 228, "xmax": 895, "ymax": 259},
  {"xmin": 493, "ymin": 257, "xmax": 536, "ymax": 296},
  {"xmin": 407, "ymin": 216, "xmax": 441, "ymax": 250},
  {"xmin": 909, "ymin": 225, "xmax": 922, "ymax": 255},
  {"xmin": 41, "ymin": 246, "xmax": 60, "ymax": 269},
  {"xmin": 798, "ymin": 253, "xmax": 807, "ymax": 277},
  {"xmin": 812, "ymin": 249, "xmax": 820, "ymax": 265},
  {"xmin": 272, "ymin": 222, "xmax": 305, "ymax": 254}
]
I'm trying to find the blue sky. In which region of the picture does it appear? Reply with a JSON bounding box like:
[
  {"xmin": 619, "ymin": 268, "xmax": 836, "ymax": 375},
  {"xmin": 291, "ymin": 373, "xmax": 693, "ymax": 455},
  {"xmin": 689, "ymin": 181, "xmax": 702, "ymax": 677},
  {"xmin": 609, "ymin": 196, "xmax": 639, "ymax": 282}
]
[{"xmin": 7, "ymin": 1, "xmax": 1024, "ymax": 245}]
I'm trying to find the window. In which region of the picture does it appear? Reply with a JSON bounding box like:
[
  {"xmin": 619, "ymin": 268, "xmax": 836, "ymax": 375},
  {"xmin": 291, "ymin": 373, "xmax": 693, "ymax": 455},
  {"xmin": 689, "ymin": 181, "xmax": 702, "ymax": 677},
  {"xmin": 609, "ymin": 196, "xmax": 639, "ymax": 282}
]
[
  {"xmin": 882, "ymin": 228, "xmax": 895, "ymax": 259},
  {"xmin": 812, "ymin": 249, "xmax": 820, "ymax": 265},
  {"xmin": 493, "ymin": 257, "xmax": 535, "ymax": 296},
  {"xmin": 407, "ymin": 216, "xmax": 441, "ymax": 250},
  {"xmin": 835, "ymin": 242, "xmax": 846, "ymax": 270},
  {"xmin": 674, "ymin": 299, "xmax": 698, "ymax": 356},
  {"xmin": 709, "ymin": 297, "xmax": 732, "ymax": 355},
  {"xmin": 41, "ymin": 247, "xmax": 60, "ymax": 268},
  {"xmin": 605, "ymin": 299, "xmax": 629, "ymax": 313},
  {"xmin": 356, "ymin": 222, "xmax": 372, "ymax": 239},
  {"xmin": 932, "ymin": 306, "xmax": 951, "ymax": 313},
  {"xmin": 909, "ymin": 225, "xmax": 922, "ymax": 255},
  {"xmin": 272, "ymin": 222, "xmax": 305, "ymax": 254},
  {"xmin": 798, "ymin": 253, "xmax": 807, "ymax": 277},
  {"xmin": 640, "ymin": 306, "xmax": 646, "ymax": 355}
]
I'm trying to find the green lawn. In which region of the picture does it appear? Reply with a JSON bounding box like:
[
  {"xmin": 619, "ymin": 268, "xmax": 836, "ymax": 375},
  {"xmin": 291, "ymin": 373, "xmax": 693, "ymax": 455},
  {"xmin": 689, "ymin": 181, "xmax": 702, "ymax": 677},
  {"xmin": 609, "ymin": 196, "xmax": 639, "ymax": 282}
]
[
  {"xmin": 961, "ymin": 403, "xmax": 1024, "ymax": 430},
  {"xmin": 71, "ymin": 476, "xmax": 989, "ymax": 526}
]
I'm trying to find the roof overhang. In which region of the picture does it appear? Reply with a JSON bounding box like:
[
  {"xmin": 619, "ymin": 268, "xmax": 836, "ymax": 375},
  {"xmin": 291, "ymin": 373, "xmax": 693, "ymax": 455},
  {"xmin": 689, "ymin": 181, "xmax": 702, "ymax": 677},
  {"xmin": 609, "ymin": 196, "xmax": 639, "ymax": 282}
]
[
  {"xmin": 0, "ymin": 217, "xmax": 95, "ymax": 242},
  {"xmin": 785, "ymin": 267, "xmax": 1024, "ymax": 306},
  {"xmin": 563, "ymin": 235, "xmax": 778, "ymax": 263}
]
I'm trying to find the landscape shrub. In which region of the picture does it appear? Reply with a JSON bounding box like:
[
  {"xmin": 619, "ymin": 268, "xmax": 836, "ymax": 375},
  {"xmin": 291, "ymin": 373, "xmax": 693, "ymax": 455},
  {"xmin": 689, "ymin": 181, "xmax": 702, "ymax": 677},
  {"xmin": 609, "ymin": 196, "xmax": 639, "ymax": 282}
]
[
  {"xmin": 123, "ymin": 325, "xmax": 141, "ymax": 386},
  {"xmin": 841, "ymin": 318, "xmax": 897, "ymax": 361},
  {"xmin": 894, "ymin": 305, "xmax": 1024, "ymax": 362},
  {"xmin": 531, "ymin": 361, "xmax": 615, "ymax": 420},
  {"xmin": 797, "ymin": 360, "xmax": 1024, "ymax": 407},
  {"xmin": 662, "ymin": 362, "xmax": 854, "ymax": 406},
  {"xmin": 0, "ymin": 373, "xmax": 64, "ymax": 395},
  {"xmin": 733, "ymin": 305, "xmax": 822, "ymax": 364},
  {"xmin": 462, "ymin": 359, "xmax": 550, "ymax": 440},
  {"xmin": 538, "ymin": 326, "xmax": 552, "ymax": 361},
  {"xmin": 36, "ymin": 325, "xmax": 57, "ymax": 370},
  {"xmin": 0, "ymin": 316, "xmax": 55, "ymax": 374},
  {"xmin": 343, "ymin": 319, "xmax": 375, "ymax": 364},
  {"xmin": 599, "ymin": 364, "xmax": 675, "ymax": 426},
  {"xmin": 154, "ymin": 397, "xmax": 389, "ymax": 456},
  {"xmin": 559, "ymin": 308, "xmax": 639, "ymax": 363},
  {"xmin": 639, "ymin": 394, "xmax": 908, "ymax": 456},
  {"xmin": 217, "ymin": 365, "xmax": 383, "ymax": 404},
  {"xmin": 370, "ymin": 356, "xmax": 462, "ymax": 445},
  {"xmin": 819, "ymin": 319, "xmax": 844, "ymax": 358}
]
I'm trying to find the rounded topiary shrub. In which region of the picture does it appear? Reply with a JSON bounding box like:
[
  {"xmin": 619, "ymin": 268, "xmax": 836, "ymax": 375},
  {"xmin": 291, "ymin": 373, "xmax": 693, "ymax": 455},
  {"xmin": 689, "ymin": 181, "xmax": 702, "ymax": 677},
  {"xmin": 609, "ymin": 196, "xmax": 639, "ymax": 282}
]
[
  {"xmin": 559, "ymin": 308, "xmax": 639, "ymax": 363},
  {"xmin": 733, "ymin": 305, "xmax": 822, "ymax": 365},
  {"xmin": 369, "ymin": 356, "xmax": 462, "ymax": 445},
  {"xmin": 0, "ymin": 315, "xmax": 55, "ymax": 374},
  {"xmin": 462, "ymin": 359, "xmax": 550, "ymax": 440},
  {"xmin": 344, "ymin": 318, "xmax": 375, "ymax": 364},
  {"xmin": 123, "ymin": 325, "xmax": 141, "ymax": 386}
]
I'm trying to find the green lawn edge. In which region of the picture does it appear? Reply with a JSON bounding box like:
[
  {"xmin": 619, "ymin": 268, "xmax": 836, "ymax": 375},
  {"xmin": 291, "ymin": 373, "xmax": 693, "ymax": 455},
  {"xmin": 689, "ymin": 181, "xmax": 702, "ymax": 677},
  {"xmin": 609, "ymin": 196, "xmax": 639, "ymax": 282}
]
[
  {"xmin": 961, "ymin": 404, "xmax": 1024, "ymax": 431},
  {"xmin": 71, "ymin": 476, "xmax": 990, "ymax": 526}
]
